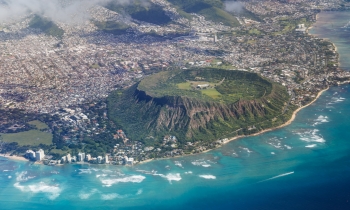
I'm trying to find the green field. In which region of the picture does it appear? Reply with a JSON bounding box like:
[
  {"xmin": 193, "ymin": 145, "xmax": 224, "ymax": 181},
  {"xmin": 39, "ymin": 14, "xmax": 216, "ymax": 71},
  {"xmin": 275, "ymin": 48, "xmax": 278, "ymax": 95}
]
[
  {"xmin": 28, "ymin": 120, "xmax": 49, "ymax": 130},
  {"xmin": 201, "ymin": 88, "xmax": 222, "ymax": 99},
  {"xmin": 1, "ymin": 130, "xmax": 53, "ymax": 146},
  {"xmin": 177, "ymin": 82, "xmax": 192, "ymax": 90}
]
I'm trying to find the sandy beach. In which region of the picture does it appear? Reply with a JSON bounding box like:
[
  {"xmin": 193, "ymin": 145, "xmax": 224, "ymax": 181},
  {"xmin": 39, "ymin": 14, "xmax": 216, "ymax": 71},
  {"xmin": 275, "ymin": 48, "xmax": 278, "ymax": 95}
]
[{"xmin": 0, "ymin": 153, "xmax": 29, "ymax": 162}]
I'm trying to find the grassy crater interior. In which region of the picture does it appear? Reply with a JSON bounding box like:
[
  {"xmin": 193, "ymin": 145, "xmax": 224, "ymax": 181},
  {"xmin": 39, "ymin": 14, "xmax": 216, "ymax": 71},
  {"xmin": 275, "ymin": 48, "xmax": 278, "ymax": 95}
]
[{"xmin": 138, "ymin": 69, "xmax": 273, "ymax": 103}]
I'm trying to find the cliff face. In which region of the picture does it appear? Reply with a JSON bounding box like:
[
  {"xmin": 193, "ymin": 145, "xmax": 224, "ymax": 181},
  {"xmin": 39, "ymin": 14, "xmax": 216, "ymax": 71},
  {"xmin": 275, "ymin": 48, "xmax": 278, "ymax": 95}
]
[{"xmin": 108, "ymin": 79, "xmax": 290, "ymax": 143}]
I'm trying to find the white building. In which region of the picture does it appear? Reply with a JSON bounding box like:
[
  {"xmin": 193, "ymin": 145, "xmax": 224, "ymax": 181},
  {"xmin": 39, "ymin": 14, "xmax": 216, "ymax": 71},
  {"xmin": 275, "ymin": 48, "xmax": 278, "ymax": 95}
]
[
  {"xmin": 85, "ymin": 154, "xmax": 91, "ymax": 162},
  {"xmin": 26, "ymin": 150, "xmax": 36, "ymax": 160},
  {"xmin": 78, "ymin": 153, "xmax": 85, "ymax": 162},
  {"xmin": 105, "ymin": 155, "xmax": 109, "ymax": 164},
  {"xmin": 61, "ymin": 156, "xmax": 67, "ymax": 163},
  {"xmin": 97, "ymin": 156, "xmax": 102, "ymax": 164},
  {"xmin": 35, "ymin": 149, "xmax": 45, "ymax": 161},
  {"xmin": 126, "ymin": 157, "xmax": 134, "ymax": 166},
  {"xmin": 66, "ymin": 153, "xmax": 72, "ymax": 163}
]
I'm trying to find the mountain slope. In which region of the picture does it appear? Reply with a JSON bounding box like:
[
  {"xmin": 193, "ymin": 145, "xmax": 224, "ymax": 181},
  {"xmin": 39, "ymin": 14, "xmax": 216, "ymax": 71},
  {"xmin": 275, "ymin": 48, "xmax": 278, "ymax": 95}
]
[{"xmin": 108, "ymin": 69, "xmax": 293, "ymax": 145}]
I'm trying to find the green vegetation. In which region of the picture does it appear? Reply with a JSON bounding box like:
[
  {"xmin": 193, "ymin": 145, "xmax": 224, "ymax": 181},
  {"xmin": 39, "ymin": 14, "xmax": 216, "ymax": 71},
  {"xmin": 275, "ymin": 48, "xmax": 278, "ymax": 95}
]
[
  {"xmin": 168, "ymin": 0, "xmax": 240, "ymax": 27},
  {"xmin": 90, "ymin": 63, "xmax": 101, "ymax": 69},
  {"xmin": 106, "ymin": 0, "xmax": 171, "ymax": 25},
  {"xmin": 1, "ymin": 130, "xmax": 52, "ymax": 146},
  {"xmin": 94, "ymin": 21, "xmax": 130, "ymax": 35},
  {"xmin": 273, "ymin": 17, "xmax": 313, "ymax": 35},
  {"xmin": 29, "ymin": 15, "xmax": 64, "ymax": 38},
  {"xmin": 28, "ymin": 120, "xmax": 49, "ymax": 130},
  {"xmin": 177, "ymin": 82, "xmax": 192, "ymax": 90},
  {"xmin": 108, "ymin": 68, "xmax": 292, "ymax": 145},
  {"xmin": 138, "ymin": 68, "xmax": 272, "ymax": 103},
  {"xmin": 201, "ymin": 88, "xmax": 222, "ymax": 99}
]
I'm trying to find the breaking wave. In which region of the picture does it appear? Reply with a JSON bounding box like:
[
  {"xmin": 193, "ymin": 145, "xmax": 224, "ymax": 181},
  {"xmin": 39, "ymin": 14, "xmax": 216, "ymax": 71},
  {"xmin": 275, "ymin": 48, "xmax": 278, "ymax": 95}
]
[
  {"xmin": 79, "ymin": 189, "xmax": 99, "ymax": 199},
  {"xmin": 101, "ymin": 193, "xmax": 126, "ymax": 200},
  {"xmin": 296, "ymin": 129, "xmax": 325, "ymax": 143},
  {"xmin": 313, "ymin": 115, "xmax": 329, "ymax": 126},
  {"xmin": 199, "ymin": 175, "xmax": 216, "ymax": 179},
  {"xmin": 14, "ymin": 181, "xmax": 62, "ymax": 200},
  {"xmin": 153, "ymin": 173, "xmax": 182, "ymax": 184},
  {"xmin": 100, "ymin": 175, "xmax": 146, "ymax": 187},
  {"xmin": 305, "ymin": 144, "xmax": 317, "ymax": 148},
  {"xmin": 15, "ymin": 171, "xmax": 35, "ymax": 182},
  {"xmin": 174, "ymin": 161, "xmax": 184, "ymax": 168},
  {"xmin": 191, "ymin": 160, "xmax": 211, "ymax": 167}
]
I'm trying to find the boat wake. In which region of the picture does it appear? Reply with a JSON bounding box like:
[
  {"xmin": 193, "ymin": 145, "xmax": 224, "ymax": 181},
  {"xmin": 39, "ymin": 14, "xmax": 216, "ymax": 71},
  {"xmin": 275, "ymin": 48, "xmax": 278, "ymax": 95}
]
[{"xmin": 257, "ymin": 171, "xmax": 294, "ymax": 183}]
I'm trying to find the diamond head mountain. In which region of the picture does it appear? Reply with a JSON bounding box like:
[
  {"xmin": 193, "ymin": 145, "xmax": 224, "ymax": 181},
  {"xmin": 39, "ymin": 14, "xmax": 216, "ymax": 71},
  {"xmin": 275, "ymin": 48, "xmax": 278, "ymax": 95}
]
[{"xmin": 108, "ymin": 68, "xmax": 294, "ymax": 147}]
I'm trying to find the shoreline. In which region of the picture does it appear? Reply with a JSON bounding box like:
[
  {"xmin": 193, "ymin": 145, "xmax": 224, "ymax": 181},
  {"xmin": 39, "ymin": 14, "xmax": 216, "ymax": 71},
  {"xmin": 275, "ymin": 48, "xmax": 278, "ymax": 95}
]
[
  {"xmin": 0, "ymin": 154, "xmax": 29, "ymax": 162},
  {"xmin": 138, "ymin": 86, "xmax": 330, "ymax": 165},
  {"xmin": 222, "ymin": 86, "xmax": 329, "ymax": 144},
  {"xmin": 0, "ymin": 87, "xmax": 331, "ymax": 166}
]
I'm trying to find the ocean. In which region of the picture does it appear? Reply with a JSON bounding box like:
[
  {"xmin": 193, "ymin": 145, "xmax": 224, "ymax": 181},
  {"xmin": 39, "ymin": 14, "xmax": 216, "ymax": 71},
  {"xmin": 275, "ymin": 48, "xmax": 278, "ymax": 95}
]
[{"xmin": 1, "ymin": 11, "xmax": 350, "ymax": 210}]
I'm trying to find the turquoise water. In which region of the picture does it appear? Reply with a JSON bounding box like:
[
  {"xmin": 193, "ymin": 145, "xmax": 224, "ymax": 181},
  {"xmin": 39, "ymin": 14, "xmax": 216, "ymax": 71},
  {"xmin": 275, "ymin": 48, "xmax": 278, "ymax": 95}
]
[{"xmin": 1, "ymin": 12, "xmax": 350, "ymax": 210}]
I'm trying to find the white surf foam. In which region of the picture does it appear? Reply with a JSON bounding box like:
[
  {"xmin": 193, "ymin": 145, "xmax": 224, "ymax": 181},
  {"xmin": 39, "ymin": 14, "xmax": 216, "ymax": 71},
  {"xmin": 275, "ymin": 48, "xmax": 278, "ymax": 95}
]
[
  {"xmin": 154, "ymin": 173, "xmax": 182, "ymax": 184},
  {"xmin": 136, "ymin": 169, "xmax": 157, "ymax": 175},
  {"xmin": 284, "ymin": 145, "xmax": 292, "ymax": 150},
  {"xmin": 136, "ymin": 189, "xmax": 143, "ymax": 195},
  {"xmin": 313, "ymin": 115, "xmax": 329, "ymax": 126},
  {"xmin": 174, "ymin": 161, "xmax": 184, "ymax": 168},
  {"xmin": 15, "ymin": 171, "xmax": 35, "ymax": 182},
  {"xmin": 96, "ymin": 174, "xmax": 108, "ymax": 178},
  {"xmin": 101, "ymin": 193, "xmax": 126, "ymax": 200},
  {"xmin": 100, "ymin": 175, "xmax": 146, "ymax": 187},
  {"xmin": 305, "ymin": 144, "xmax": 317, "ymax": 148},
  {"xmin": 267, "ymin": 137, "xmax": 292, "ymax": 150},
  {"xmin": 241, "ymin": 147, "xmax": 253, "ymax": 153},
  {"xmin": 79, "ymin": 189, "xmax": 99, "ymax": 200},
  {"xmin": 191, "ymin": 160, "xmax": 211, "ymax": 167},
  {"xmin": 199, "ymin": 175, "xmax": 216, "ymax": 179},
  {"xmin": 14, "ymin": 182, "xmax": 62, "ymax": 200},
  {"xmin": 78, "ymin": 169, "xmax": 92, "ymax": 174},
  {"xmin": 297, "ymin": 129, "xmax": 325, "ymax": 143},
  {"xmin": 258, "ymin": 171, "xmax": 294, "ymax": 183}
]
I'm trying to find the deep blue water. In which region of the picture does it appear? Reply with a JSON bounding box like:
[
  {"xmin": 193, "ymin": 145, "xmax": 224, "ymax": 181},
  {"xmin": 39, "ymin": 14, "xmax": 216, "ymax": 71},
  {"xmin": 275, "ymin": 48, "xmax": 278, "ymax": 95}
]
[{"xmin": 1, "ymin": 11, "xmax": 350, "ymax": 210}]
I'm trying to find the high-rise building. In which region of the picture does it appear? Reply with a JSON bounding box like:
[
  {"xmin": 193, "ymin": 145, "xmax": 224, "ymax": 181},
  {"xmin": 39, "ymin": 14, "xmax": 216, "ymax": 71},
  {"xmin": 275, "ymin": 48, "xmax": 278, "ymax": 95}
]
[
  {"xmin": 26, "ymin": 150, "xmax": 36, "ymax": 160},
  {"xmin": 97, "ymin": 156, "xmax": 102, "ymax": 164},
  {"xmin": 61, "ymin": 156, "xmax": 67, "ymax": 163},
  {"xmin": 66, "ymin": 153, "xmax": 71, "ymax": 163},
  {"xmin": 78, "ymin": 153, "xmax": 85, "ymax": 162},
  {"xmin": 35, "ymin": 149, "xmax": 45, "ymax": 161},
  {"xmin": 85, "ymin": 154, "xmax": 91, "ymax": 162},
  {"xmin": 105, "ymin": 155, "xmax": 109, "ymax": 164}
]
